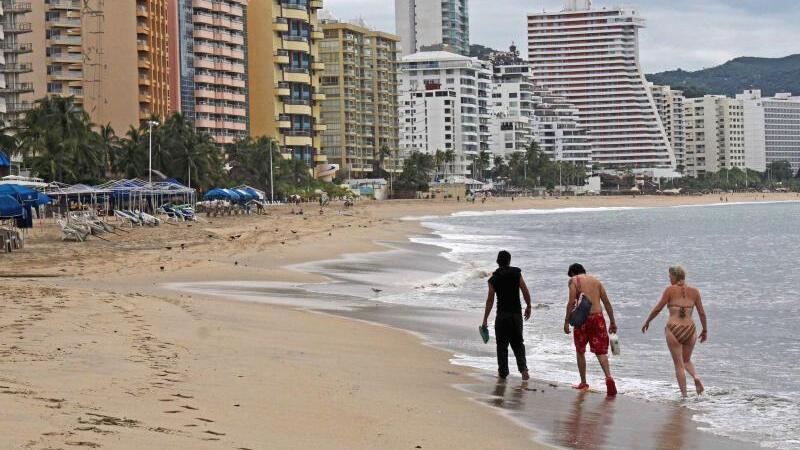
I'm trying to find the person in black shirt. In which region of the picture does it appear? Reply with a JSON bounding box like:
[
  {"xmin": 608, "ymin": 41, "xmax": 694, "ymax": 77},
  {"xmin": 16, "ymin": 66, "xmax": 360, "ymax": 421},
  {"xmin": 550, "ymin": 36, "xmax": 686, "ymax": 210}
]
[{"xmin": 481, "ymin": 250, "xmax": 532, "ymax": 380}]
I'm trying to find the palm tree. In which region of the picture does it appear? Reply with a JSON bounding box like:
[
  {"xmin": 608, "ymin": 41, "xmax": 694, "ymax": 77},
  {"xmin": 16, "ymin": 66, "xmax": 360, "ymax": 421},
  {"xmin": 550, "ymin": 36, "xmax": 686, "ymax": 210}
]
[
  {"xmin": 114, "ymin": 126, "xmax": 147, "ymax": 179},
  {"xmin": 443, "ymin": 149, "xmax": 455, "ymax": 180},
  {"xmin": 475, "ymin": 150, "xmax": 491, "ymax": 181}
]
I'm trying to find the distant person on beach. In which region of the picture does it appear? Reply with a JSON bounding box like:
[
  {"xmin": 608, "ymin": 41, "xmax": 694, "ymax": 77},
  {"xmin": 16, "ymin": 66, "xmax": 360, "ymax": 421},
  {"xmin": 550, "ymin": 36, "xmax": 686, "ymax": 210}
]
[
  {"xmin": 481, "ymin": 251, "xmax": 532, "ymax": 380},
  {"xmin": 642, "ymin": 266, "xmax": 708, "ymax": 397},
  {"xmin": 564, "ymin": 263, "xmax": 618, "ymax": 396}
]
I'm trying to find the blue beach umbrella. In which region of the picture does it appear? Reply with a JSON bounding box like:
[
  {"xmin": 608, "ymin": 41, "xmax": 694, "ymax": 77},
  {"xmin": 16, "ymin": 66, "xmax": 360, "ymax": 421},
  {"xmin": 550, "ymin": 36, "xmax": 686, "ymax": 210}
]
[
  {"xmin": 0, "ymin": 151, "xmax": 10, "ymax": 167},
  {"xmin": 37, "ymin": 192, "xmax": 52, "ymax": 206},
  {"xmin": 0, "ymin": 194, "xmax": 23, "ymax": 218},
  {"xmin": 243, "ymin": 187, "xmax": 264, "ymax": 200},
  {"xmin": 0, "ymin": 184, "xmax": 39, "ymax": 205},
  {"xmin": 203, "ymin": 188, "xmax": 230, "ymax": 200}
]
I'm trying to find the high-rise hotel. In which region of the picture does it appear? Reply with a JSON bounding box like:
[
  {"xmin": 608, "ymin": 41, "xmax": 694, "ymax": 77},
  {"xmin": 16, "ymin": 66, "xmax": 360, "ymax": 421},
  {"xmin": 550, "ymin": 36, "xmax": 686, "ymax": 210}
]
[
  {"xmin": 170, "ymin": 0, "xmax": 249, "ymax": 145},
  {"xmin": 318, "ymin": 19, "xmax": 400, "ymax": 178},
  {"xmin": 248, "ymin": 0, "xmax": 327, "ymax": 170},
  {"xmin": 395, "ymin": 0, "xmax": 470, "ymax": 56},
  {"xmin": 13, "ymin": 0, "xmax": 170, "ymax": 134},
  {"xmin": 528, "ymin": 0, "xmax": 675, "ymax": 172}
]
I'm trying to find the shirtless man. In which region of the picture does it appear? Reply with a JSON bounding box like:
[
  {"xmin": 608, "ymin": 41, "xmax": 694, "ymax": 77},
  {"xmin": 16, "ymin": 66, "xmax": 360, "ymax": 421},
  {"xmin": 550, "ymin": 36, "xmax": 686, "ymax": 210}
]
[{"xmin": 564, "ymin": 263, "xmax": 618, "ymax": 396}]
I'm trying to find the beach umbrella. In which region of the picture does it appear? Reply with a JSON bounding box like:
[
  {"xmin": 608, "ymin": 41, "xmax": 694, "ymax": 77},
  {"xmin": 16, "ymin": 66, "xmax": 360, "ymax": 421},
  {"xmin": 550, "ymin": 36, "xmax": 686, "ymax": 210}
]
[
  {"xmin": 0, "ymin": 194, "xmax": 23, "ymax": 218},
  {"xmin": 0, "ymin": 151, "xmax": 10, "ymax": 167},
  {"xmin": 234, "ymin": 189, "xmax": 253, "ymax": 201},
  {"xmin": 0, "ymin": 184, "xmax": 39, "ymax": 205},
  {"xmin": 204, "ymin": 188, "xmax": 230, "ymax": 200},
  {"xmin": 222, "ymin": 189, "xmax": 241, "ymax": 202},
  {"xmin": 37, "ymin": 192, "xmax": 52, "ymax": 206},
  {"xmin": 243, "ymin": 187, "xmax": 264, "ymax": 200}
]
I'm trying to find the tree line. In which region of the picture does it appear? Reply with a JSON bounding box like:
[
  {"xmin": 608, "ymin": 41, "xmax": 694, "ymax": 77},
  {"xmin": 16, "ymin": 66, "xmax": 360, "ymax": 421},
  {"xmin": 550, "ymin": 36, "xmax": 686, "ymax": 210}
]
[
  {"xmin": 395, "ymin": 142, "xmax": 587, "ymax": 194},
  {"xmin": 0, "ymin": 96, "xmax": 346, "ymax": 198}
]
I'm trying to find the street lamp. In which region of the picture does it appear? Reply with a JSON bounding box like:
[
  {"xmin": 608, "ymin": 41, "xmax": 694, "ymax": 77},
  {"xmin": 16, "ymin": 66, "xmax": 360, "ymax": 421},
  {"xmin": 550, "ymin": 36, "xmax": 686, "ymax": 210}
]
[{"xmin": 147, "ymin": 120, "xmax": 159, "ymax": 184}]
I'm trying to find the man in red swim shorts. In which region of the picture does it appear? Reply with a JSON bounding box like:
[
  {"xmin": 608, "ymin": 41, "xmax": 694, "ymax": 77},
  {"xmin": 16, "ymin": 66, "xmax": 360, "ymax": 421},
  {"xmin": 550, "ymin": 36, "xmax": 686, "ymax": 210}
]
[{"xmin": 564, "ymin": 263, "xmax": 618, "ymax": 396}]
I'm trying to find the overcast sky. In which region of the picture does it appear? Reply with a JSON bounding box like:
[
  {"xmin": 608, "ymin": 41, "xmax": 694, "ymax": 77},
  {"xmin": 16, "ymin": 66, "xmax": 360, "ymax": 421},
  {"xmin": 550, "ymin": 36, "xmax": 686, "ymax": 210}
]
[{"xmin": 322, "ymin": 0, "xmax": 799, "ymax": 73}]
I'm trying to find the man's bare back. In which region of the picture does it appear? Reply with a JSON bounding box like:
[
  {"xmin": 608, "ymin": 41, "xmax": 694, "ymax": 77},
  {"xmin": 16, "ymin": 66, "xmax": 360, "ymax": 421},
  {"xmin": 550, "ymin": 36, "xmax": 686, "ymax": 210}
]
[{"xmin": 570, "ymin": 275, "xmax": 608, "ymax": 315}]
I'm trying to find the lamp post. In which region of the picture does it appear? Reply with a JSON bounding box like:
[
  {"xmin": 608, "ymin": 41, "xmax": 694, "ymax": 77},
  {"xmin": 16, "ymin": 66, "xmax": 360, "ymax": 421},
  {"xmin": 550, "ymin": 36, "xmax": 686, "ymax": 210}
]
[
  {"xmin": 147, "ymin": 120, "xmax": 159, "ymax": 184},
  {"xmin": 269, "ymin": 139, "xmax": 275, "ymax": 203}
]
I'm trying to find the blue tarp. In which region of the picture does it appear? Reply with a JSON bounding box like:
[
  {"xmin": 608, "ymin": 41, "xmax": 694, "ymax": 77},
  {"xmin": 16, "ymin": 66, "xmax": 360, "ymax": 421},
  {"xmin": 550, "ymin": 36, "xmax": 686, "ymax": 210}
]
[
  {"xmin": 203, "ymin": 188, "xmax": 231, "ymax": 201},
  {"xmin": 0, "ymin": 194, "xmax": 23, "ymax": 218},
  {"xmin": 0, "ymin": 151, "xmax": 10, "ymax": 167},
  {"xmin": 0, "ymin": 184, "xmax": 40, "ymax": 205}
]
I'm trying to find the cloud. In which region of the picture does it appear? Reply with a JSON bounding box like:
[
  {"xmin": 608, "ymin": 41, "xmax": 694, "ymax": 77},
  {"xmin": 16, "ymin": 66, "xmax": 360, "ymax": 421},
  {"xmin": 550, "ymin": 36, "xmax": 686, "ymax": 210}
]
[{"xmin": 321, "ymin": 0, "xmax": 799, "ymax": 72}]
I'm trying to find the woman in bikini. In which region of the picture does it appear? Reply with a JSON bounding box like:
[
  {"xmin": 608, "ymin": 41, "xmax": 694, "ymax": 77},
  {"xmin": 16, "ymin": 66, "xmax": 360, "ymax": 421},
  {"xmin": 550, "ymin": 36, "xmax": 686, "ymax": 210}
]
[{"xmin": 642, "ymin": 266, "xmax": 708, "ymax": 397}]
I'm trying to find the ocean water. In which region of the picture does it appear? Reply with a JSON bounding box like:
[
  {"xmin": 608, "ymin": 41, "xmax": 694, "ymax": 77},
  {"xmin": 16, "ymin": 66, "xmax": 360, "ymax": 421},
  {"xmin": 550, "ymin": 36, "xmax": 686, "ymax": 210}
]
[{"xmin": 381, "ymin": 202, "xmax": 800, "ymax": 449}]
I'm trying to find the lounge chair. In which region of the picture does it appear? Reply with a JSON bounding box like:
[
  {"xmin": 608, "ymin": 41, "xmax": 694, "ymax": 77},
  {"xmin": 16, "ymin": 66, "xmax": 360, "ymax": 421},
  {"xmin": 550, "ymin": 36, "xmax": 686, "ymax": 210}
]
[
  {"xmin": 57, "ymin": 219, "xmax": 88, "ymax": 242},
  {"xmin": 114, "ymin": 210, "xmax": 141, "ymax": 227}
]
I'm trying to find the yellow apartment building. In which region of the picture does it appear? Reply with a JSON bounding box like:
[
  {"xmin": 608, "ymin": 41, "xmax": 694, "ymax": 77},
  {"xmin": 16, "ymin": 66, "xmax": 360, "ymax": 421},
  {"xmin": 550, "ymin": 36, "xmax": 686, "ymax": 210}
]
[
  {"xmin": 247, "ymin": 0, "xmax": 327, "ymax": 171},
  {"xmin": 318, "ymin": 20, "xmax": 400, "ymax": 178}
]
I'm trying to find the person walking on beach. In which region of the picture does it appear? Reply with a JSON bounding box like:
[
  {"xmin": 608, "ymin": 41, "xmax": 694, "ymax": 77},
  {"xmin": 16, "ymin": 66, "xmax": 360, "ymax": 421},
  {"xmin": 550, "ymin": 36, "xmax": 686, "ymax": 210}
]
[
  {"xmin": 481, "ymin": 251, "xmax": 532, "ymax": 380},
  {"xmin": 564, "ymin": 264, "xmax": 618, "ymax": 396},
  {"xmin": 642, "ymin": 266, "xmax": 708, "ymax": 397}
]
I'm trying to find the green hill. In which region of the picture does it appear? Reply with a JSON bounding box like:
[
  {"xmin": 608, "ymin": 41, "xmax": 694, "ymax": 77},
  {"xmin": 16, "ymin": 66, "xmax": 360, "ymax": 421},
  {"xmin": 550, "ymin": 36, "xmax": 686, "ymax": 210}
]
[{"xmin": 646, "ymin": 54, "xmax": 800, "ymax": 98}]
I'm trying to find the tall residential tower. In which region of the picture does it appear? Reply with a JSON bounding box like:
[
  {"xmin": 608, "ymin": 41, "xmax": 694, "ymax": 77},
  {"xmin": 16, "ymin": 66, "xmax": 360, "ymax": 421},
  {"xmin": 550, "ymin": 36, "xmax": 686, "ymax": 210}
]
[
  {"xmin": 318, "ymin": 19, "xmax": 400, "ymax": 178},
  {"xmin": 528, "ymin": 0, "xmax": 675, "ymax": 172},
  {"xmin": 171, "ymin": 0, "xmax": 249, "ymax": 145},
  {"xmin": 395, "ymin": 0, "xmax": 469, "ymax": 56},
  {"xmin": 248, "ymin": 0, "xmax": 328, "ymax": 172}
]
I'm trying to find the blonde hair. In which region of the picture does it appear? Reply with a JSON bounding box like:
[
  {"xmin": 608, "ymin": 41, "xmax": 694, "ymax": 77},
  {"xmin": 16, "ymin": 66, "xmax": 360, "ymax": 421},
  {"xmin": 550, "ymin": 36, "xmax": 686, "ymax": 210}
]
[{"xmin": 669, "ymin": 265, "xmax": 686, "ymax": 281}]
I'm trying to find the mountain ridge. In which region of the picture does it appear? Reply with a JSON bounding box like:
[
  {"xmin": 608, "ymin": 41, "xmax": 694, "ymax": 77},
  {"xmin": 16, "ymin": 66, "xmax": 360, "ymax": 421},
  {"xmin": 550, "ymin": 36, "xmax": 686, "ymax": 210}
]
[{"xmin": 646, "ymin": 54, "xmax": 800, "ymax": 98}]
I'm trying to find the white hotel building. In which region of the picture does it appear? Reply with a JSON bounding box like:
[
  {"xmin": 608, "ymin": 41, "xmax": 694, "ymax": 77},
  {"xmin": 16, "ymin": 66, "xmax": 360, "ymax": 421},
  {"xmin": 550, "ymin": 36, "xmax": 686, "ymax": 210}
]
[
  {"xmin": 527, "ymin": 0, "xmax": 675, "ymax": 172},
  {"xmin": 398, "ymin": 51, "xmax": 493, "ymax": 178},
  {"xmin": 738, "ymin": 90, "xmax": 800, "ymax": 174}
]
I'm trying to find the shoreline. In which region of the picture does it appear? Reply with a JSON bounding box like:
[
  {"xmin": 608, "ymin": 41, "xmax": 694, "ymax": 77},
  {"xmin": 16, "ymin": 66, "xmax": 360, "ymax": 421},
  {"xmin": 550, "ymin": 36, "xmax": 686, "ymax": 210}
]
[{"xmin": 1, "ymin": 194, "xmax": 792, "ymax": 448}]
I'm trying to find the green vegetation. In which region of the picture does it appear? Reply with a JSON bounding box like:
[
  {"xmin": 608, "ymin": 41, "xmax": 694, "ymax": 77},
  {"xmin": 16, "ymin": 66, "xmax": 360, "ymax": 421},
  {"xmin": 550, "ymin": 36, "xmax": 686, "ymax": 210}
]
[
  {"xmin": 646, "ymin": 54, "xmax": 800, "ymax": 98},
  {"xmin": 224, "ymin": 136, "xmax": 348, "ymax": 199},
  {"xmin": 394, "ymin": 142, "xmax": 587, "ymax": 196},
  {"xmin": 468, "ymin": 44, "xmax": 497, "ymax": 61},
  {"xmin": 660, "ymin": 163, "xmax": 800, "ymax": 192},
  {"xmin": 3, "ymin": 96, "xmax": 347, "ymax": 197}
]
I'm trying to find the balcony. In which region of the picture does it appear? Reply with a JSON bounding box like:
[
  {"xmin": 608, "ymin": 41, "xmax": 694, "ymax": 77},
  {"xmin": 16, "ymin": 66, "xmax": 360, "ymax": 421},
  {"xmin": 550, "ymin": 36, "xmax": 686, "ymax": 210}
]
[
  {"xmin": 4, "ymin": 22, "xmax": 33, "ymax": 34},
  {"xmin": 310, "ymin": 30, "xmax": 324, "ymax": 40},
  {"xmin": 276, "ymin": 83, "xmax": 291, "ymax": 97},
  {"xmin": 284, "ymin": 104, "xmax": 312, "ymax": 116},
  {"xmin": 48, "ymin": 17, "xmax": 81, "ymax": 28},
  {"xmin": 136, "ymin": 5, "xmax": 149, "ymax": 17},
  {"xmin": 274, "ymin": 50, "xmax": 290, "ymax": 65},
  {"xmin": 1, "ymin": 63, "xmax": 33, "ymax": 73},
  {"xmin": 277, "ymin": 116, "xmax": 292, "ymax": 129},
  {"xmin": 6, "ymin": 102, "xmax": 34, "ymax": 113},
  {"xmin": 313, "ymin": 123, "xmax": 327, "ymax": 132},
  {"xmin": 285, "ymin": 135, "xmax": 313, "ymax": 146},
  {"xmin": 0, "ymin": 83, "xmax": 34, "ymax": 94},
  {"xmin": 4, "ymin": 2, "xmax": 33, "ymax": 13},
  {"xmin": 312, "ymin": 93, "xmax": 326, "ymax": 101},
  {"xmin": 310, "ymin": 0, "xmax": 323, "ymax": 9},
  {"xmin": 0, "ymin": 43, "xmax": 33, "ymax": 54},
  {"xmin": 48, "ymin": 1, "xmax": 79, "ymax": 10},
  {"xmin": 281, "ymin": 37, "xmax": 310, "ymax": 53},
  {"xmin": 138, "ymin": 58, "xmax": 151, "ymax": 69},
  {"xmin": 283, "ymin": 70, "xmax": 311, "ymax": 84},
  {"xmin": 49, "ymin": 36, "xmax": 82, "ymax": 46},
  {"xmin": 49, "ymin": 53, "xmax": 83, "ymax": 64},
  {"xmin": 280, "ymin": 7, "xmax": 310, "ymax": 22},
  {"xmin": 273, "ymin": 18, "xmax": 289, "ymax": 33},
  {"xmin": 311, "ymin": 62, "xmax": 325, "ymax": 71}
]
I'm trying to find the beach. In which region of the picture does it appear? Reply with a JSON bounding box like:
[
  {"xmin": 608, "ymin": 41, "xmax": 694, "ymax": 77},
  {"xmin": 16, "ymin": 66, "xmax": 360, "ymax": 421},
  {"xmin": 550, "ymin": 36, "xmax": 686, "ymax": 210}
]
[{"xmin": 1, "ymin": 192, "xmax": 796, "ymax": 449}]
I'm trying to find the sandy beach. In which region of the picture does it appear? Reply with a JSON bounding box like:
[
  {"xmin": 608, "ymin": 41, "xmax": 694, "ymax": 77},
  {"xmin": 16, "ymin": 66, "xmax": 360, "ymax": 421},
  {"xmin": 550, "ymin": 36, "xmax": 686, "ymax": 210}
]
[{"xmin": 1, "ymin": 193, "xmax": 794, "ymax": 449}]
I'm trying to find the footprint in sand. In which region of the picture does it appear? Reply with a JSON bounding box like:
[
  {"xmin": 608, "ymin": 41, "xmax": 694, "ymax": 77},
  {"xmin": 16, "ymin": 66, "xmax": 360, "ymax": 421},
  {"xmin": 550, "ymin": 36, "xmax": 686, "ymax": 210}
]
[
  {"xmin": 204, "ymin": 430, "xmax": 226, "ymax": 436},
  {"xmin": 163, "ymin": 410, "xmax": 182, "ymax": 414},
  {"xmin": 195, "ymin": 417, "xmax": 214, "ymax": 423},
  {"xmin": 172, "ymin": 393, "xmax": 193, "ymax": 399},
  {"xmin": 181, "ymin": 405, "xmax": 198, "ymax": 410}
]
